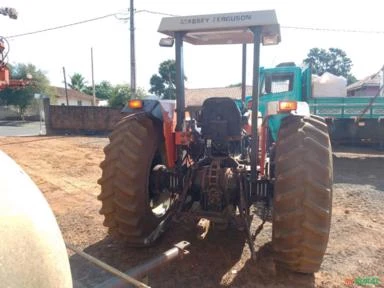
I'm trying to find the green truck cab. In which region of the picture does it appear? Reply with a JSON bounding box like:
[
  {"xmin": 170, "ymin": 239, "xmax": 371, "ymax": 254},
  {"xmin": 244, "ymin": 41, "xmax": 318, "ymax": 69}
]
[{"xmin": 246, "ymin": 64, "xmax": 384, "ymax": 145}]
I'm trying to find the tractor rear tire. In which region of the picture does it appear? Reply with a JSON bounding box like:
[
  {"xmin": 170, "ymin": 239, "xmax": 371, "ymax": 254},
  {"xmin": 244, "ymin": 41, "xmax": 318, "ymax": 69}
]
[
  {"xmin": 98, "ymin": 112, "xmax": 168, "ymax": 246},
  {"xmin": 272, "ymin": 115, "xmax": 333, "ymax": 273}
]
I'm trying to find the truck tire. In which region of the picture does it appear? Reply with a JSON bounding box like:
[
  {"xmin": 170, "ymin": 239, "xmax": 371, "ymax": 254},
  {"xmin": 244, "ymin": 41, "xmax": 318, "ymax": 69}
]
[
  {"xmin": 272, "ymin": 115, "xmax": 333, "ymax": 273},
  {"xmin": 98, "ymin": 112, "xmax": 171, "ymax": 246}
]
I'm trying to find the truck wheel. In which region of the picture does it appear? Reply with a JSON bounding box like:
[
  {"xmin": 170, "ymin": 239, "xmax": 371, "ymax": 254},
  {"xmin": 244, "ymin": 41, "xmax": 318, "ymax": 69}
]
[
  {"xmin": 98, "ymin": 113, "xmax": 172, "ymax": 246},
  {"xmin": 272, "ymin": 115, "xmax": 333, "ymax": 273}
]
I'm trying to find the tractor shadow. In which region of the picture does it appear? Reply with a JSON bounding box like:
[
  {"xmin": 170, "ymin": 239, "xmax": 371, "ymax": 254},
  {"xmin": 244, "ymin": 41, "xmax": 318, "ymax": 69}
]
[
  {"xmin": 229, "ymin": 242, "xmax": 315, "ymax": 288},
  {"xmin": 69, "ymin": 221, "xmax": 315, "ymax": 287},
  {"xmin": 69, "ymin": 221, "xmax": 247, "ymax": 287}
]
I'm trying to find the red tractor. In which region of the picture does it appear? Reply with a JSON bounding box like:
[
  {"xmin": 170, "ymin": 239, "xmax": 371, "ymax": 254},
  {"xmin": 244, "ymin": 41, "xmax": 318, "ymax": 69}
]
[
  {"xmin": 0, "ymin": 40, "xmax": 30, "ymax": 89},
  {"xmin": 0, "ymin": 7, "xmax": 30, "ymax": 90},
  {"xmin": 98, "ymin": 10, "xmax": 333, "ymax": 273}
]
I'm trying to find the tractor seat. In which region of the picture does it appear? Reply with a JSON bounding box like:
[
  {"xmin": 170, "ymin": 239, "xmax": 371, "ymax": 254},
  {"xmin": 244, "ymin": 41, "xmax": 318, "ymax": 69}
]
[{"xmin": 199, "ymin": 97, "xmax": 242, "ymax": 141}]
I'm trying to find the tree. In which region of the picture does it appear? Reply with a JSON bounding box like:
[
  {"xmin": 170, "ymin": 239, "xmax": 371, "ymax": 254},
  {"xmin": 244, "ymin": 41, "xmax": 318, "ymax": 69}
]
[
  {"xmin": 149, "ymin": 59, "xmax": 186, "ymax": 99},
  {"xmin": 303, "ymin": 48, "xmax": 357, "ymax": 84},
  {"xmin": 0, "ymin": 63, "xmax": 52, "ymax": 119},
  {"xmin": 68, "ymin": 73, "xmax": 87, "ymax": 92},
  {"xmin": 108, "ymin": 84, "xmax": 145, "ymax": 108},
  {"xmin": 84, "ymin": 80, "xmax": 114, "ymax": 100}
]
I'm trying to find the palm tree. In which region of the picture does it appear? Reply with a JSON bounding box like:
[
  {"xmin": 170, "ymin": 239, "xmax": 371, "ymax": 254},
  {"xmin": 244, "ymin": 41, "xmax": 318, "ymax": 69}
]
[{"xmin": 68, "ymin": 73, "xmax": 87, "ymax": 92}]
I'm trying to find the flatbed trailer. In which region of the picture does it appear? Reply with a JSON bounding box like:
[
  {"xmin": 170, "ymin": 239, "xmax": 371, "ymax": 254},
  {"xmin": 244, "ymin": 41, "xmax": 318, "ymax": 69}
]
[{"xmin": 308, "ymin": 96, "xmax": 384, "ymax": 145}]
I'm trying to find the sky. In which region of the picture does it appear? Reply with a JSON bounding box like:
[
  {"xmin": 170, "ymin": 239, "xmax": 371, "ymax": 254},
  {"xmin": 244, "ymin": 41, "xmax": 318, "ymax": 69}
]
[{"xmin": 1, "ymin": 0, "xmax": 384, "ymax": 93}]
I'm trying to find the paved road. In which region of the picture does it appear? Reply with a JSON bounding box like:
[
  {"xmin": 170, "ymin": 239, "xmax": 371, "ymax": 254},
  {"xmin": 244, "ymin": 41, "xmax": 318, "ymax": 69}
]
[{"xmin": 0, "ymin": 121, "xmax": 46, "ymax": 136}]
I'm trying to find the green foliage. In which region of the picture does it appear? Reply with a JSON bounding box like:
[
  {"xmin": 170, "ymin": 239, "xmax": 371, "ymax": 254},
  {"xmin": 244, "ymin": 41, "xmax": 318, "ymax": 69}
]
[
  {"xmin": 84, "ymin": 80, "xmax": 114, "ymax": 100},
  {"xmin": 0, "ymin": 63, "xmax": 52, "ymax": 119},
  {"xmin": 68, "ymin": 73, "xmax": 87, "ymax": 92},
  {"xmin": 149, "ymin": 59, "xmax": 186, "ymax": 99},
  {"xmin": 108, "ymin": 84, "xmax": 145, "ymax": 108},
  {"xmin": 303, "ymin": 48, "xmax": 357, "ymax": 84},
  {"xmin": 0, "ymin": 88, "xmax": 33, "ymax": 118},
  {"xmin": 79, "ymin": 76, "xmax": 147, "ymax": 107},
  {"xmin": 347, "ymin": 74, "xmax": 357, "ymax": 85},
  {"xmin": 108, "ymin": 85, "xmax": 131, "ymax": 108}
]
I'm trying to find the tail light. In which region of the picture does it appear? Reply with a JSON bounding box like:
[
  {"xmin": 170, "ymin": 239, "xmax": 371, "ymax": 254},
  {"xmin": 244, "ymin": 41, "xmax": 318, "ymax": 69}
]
[
  {"xmin": 278, "ymin": 101, "xmax": 297, "ymax": 113},
  {"xmin": 128, "ymin": 99, "xmax": 143, "ymax": 109}
]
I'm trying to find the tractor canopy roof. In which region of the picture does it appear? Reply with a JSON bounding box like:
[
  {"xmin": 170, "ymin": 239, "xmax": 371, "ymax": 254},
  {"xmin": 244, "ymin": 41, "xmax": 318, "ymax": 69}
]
[{"xmin": 158, "ymin": 10, "xmax": 280, "ymax": 45}]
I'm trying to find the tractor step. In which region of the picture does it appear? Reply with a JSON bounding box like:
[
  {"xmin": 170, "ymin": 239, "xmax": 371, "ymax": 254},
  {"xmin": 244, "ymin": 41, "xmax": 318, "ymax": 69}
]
[{"xmin": 250, "ymin": 180, "xmax": 273, "ymax": 202}]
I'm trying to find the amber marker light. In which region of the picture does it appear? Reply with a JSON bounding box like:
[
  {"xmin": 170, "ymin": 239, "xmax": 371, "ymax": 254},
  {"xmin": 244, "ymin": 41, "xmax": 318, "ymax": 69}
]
[
  {"xmin": 128, "ymin": 99, "xmax": 143, "ymax": 109},
  {"xmin": 279, "ymin": 101, "xmax": 297, "ymax": 113}
]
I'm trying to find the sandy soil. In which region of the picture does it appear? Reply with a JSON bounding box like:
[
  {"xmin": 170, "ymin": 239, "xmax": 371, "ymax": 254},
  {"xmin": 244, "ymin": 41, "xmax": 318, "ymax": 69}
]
[{"xmin": 1, "ymin": 136, "xmax": 383, "ymax": 288}]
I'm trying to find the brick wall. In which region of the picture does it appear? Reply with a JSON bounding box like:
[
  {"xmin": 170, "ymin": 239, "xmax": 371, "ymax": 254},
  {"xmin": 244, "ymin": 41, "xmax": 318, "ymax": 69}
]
[{"xmin": 44, "ymin": 98, "xmax": 126, "ymax": 134}]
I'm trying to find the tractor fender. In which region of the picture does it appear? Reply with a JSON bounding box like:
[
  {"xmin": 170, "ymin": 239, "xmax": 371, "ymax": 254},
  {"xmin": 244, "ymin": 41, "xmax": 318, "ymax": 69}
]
[
  {"xmin": 122, "ymin": 99, "xmax": 178, "ymax": 167},
  {"xmin": 266, "ymin": 101, "xmax": 311, "ymax": 141},
  {"xmin": 0, "ymin": 150, "xmax": 72, "ymax": 288},
  {"xmin": 121, "ymin": 99, "xmax": 177, "ymax": 122}
]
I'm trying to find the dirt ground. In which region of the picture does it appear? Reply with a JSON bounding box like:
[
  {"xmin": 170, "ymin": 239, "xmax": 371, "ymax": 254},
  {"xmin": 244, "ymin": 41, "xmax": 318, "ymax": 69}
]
[{"xmin": 0, "ymin": 136, "xmax": 383, "ymax": 288}]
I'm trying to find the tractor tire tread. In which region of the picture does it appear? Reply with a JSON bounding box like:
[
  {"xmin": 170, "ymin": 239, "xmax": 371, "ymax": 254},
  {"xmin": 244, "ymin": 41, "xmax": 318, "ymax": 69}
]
[
  {"xmin": 98, "ymin": 112, "xmax": 164, "ymax": 246},
  {"xmin": 272, "ymin": 115, "xmax": 333, "ymax": 273}
]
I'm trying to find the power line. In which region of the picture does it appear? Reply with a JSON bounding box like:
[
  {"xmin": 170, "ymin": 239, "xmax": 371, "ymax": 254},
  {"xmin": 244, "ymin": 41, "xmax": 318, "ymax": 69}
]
[
  {"xmin": 5, "ymin": 9, "xmax": 178, "ymax": 39},
  {"xmin": 4, "ymin": 9, "xmax": 384, "ymax": 39},
  {"xmin": 282, "ymin": 25, "xmax": 384, "ymax": 34},
  {"xmin": 6, "ymin": 13, "xmax": 117, "ymax": 39},
  {"xmin": 5, "ymin": 9, "xmax": 176, "ymax": 39},
  {"xmin": 136, "ymin": 9, "xmax": 178, "ymax": 17},
  {"xmin": 133, "ymin": 10, "xmax": 384, "ymax": 34},
  {"xmin": 114, "ymin": 9, "xmax": 178, "ymax": 21}
]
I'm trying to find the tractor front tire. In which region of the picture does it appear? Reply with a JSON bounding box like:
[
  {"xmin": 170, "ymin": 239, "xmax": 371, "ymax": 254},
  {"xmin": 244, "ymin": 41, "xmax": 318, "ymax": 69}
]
[
  {"xmin": 272, "ymin": 115, "xmax": 333, "ymax": 273},
  {"xmin": 98, "ymin": 113, "xmax": 167, "ymax": 246}
]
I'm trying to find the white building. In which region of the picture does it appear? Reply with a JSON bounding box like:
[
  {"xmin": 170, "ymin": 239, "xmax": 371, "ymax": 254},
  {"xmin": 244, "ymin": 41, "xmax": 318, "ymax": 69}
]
[{"xmin": 53, "ymin": 87, "xmax": 97, "ymax": 106}]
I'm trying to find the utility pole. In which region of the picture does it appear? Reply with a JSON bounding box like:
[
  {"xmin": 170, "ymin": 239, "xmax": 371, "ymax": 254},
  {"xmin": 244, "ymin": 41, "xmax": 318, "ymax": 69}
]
[
  {"xmin": 91, "ymin": 47, "xmax": 96, "ymax": 106},
  {"xmin": 130, "ymin": 0, "xmax": 136, "ymax": 98},
  {"xmin": 62, "ymin": 67, "xmax": 69, "ymax": 106}
]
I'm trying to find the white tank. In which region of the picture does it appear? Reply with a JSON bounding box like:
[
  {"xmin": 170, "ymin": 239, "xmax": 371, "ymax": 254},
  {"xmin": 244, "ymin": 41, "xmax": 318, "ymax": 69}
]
[
  {"xmin": 0, "ymin": 150, "xmax": 72, "ymax": 288},
  {"xmin": 312, "ymin": 72, "xmax": 347, "ymax": 97}
]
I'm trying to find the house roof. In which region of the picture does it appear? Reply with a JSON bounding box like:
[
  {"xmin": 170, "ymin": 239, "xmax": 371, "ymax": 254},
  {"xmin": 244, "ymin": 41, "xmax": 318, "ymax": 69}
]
[
  {"xmin": 185, "ymin": 86, "xmax": 253, "ymax": 106},
  {"xmin": 53, "ymin": 86, "xmax": 96, "ymax": 102},
  {"xmin": 347, "ymin": 73, "xmax": 381, "ymax": 91}
]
